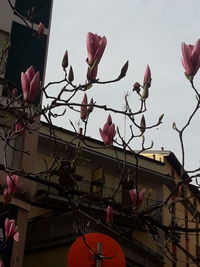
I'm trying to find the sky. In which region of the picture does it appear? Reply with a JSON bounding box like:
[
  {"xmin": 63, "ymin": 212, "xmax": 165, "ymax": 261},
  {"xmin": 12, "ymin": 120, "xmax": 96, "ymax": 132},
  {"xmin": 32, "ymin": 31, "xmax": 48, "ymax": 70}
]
[{"xmin": 44, "ymin": 0, "xmax": 200, "ymax": 173}]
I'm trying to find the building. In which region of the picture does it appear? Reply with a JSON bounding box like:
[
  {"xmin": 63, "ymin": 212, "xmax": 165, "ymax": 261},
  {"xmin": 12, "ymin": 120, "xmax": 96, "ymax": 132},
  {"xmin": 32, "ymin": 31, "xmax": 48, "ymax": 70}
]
[
  {"xmin": 142, "ymin": 150, "xmax": 200, "ymax": 266},
  {"xmin": 0, "ymin": 1, "xmax": 200, "ymax": 266},
  {"xmin": 18, "ymin": 123, "xmax": 199, "ymax": 267},
  {"xmin": 0, "ymin": 119, "xmax": 199, "ymax": 266},
  {"xmin": 0, "ymin": 0, "xmax": 53, "ymax": 102},
  {"xmin": 0, "ymin": 1, "xmax": 53, "ymax": 266}
]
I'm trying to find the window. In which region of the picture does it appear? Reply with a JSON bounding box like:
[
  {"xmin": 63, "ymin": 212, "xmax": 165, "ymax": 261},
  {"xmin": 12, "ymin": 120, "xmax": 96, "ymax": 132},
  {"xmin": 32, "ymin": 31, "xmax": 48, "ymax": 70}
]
[{"xmin": 0, "ymin": 30, "xmax": 9, "ymax": 96}]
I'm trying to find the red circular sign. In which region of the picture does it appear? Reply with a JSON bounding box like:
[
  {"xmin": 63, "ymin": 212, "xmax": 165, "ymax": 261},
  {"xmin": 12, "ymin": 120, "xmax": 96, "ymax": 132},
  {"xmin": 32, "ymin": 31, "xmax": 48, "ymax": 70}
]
[{"xmin": 68, "ymin": 232, "xmax": 126, "ymax": 267}]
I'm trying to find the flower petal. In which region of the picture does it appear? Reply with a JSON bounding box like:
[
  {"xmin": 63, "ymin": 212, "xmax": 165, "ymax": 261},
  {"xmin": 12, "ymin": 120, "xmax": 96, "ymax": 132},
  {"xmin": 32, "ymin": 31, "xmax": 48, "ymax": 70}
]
[
  {"xmin": 14, "ymin": 232, "xmax": 19, "ymax": 242},
  {"xmin": 25, "ymin": 66, "xmax": 35, "ymax": 82},
  {"xmin": 21, "ymin": 73, "xmax": 30, "ymax": 102},
  {"xmin": 29, "ymin": 72, "xmax": 40, "ymax": 103}
]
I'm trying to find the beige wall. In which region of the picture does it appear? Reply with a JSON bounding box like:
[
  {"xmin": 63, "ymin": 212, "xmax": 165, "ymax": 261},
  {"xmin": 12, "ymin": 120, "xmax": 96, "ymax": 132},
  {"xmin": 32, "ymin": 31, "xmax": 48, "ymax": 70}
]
[
  {"xmin": 23, "ymin": 246, "xmax": 69, "ymax": 267},
  {"xmin": 0, "ymin": 0, "xmax": 15, "ymax": 33}
]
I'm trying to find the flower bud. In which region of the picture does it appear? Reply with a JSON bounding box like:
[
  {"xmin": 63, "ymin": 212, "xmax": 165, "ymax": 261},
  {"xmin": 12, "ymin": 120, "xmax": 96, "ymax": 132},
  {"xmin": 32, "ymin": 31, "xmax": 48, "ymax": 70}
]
[
  {"xmin": 143, "ymin": 65, "xmax": 151, "ymax": 88},
  {"xmin": 133, "ymin": 82, "xmax": 141, "ymax": 93},
  {"xmin": 62, "ymin": 50, "xmax": 68, "ymax": 70},
  {"xmin": 140, "ymin": 115, "xmax": 146, "ymax": 134},
  {"xmin": 133, "ymin": 82, "xmax": 140, "ymax": 89},
  {"xmin": 38, "ymin": 22, "xmax": 45, "ymax": 35},
  {"xmin": 80, "ymin": 93, "xmax": 88, "ymax": 121},
  {"xmin": 15, "ymin": 122, "xmax": 25, "ymax": 135},
  {"xmin": 118, "ymin": 61, "xmax": 129, "ymax": 79},
  {"xmin": 68, "ymin": 66, "xmax": 74, "ymax": 82},
  {"xmin": 106, "ymin": 206, "xmax": 113, "ymax": 224}
]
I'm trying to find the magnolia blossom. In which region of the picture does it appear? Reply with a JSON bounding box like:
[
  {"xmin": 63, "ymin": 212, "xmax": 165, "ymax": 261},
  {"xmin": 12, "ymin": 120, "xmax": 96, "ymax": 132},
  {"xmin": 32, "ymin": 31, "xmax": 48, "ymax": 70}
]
[
  {"xmin": 99, "ymin": 115, "xmax": 116, "ymax": 145},
  {"xmin": 80, "ymin": 93, "xmax": 88, "ymax": 121},
  {"xmin": 38, "ymin": 22, "xmax": 45, "ymax": 35},
  {"xmin": 129, "ymin": 188, "xmax": 145, "ymax": 209},
  {"xmin": 15, "ymin": 122, "xmax": 25, "ymax": 135},
  {"xmin": 80, "ymin": 93, "xmax": 94, "ymax": 121},
  {"xmin": 106, "ymin": 206, "xmax": 113, "ymax": 224},
  {"xmin": 5, "ymin": 219, "xmax": 19, "ymax": 241},
  {"xmin": 0, "ymin": 260, "xmax": 4, "ymax": 267},
  {"xmin": 86, "ymin": 32, "xmax": 107, "ymax": 80},
  {"xmin": 181, "ymin": 39, "xmax": 200, "ymax": 77},
  {"xmin": 21, "ymin": 66, "xmax": 40, "ymax": 103},
  {"xmin": 6, "ymin": 174, "xmax": 20, "ymax": 195},
  {"xmin": 143, "ymin": 65, "xmax": 151, "ymax": 87},
  {"xmin": 142, "ymin": 65, "xmax": 151, "ymax": 99}
]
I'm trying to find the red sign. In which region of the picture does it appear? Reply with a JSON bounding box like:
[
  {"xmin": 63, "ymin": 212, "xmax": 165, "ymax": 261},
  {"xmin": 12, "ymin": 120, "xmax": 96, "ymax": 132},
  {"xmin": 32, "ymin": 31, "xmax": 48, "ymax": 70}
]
[{"xmin": 68, "ymin": 232, "xmax": 126, "ymax": 267}]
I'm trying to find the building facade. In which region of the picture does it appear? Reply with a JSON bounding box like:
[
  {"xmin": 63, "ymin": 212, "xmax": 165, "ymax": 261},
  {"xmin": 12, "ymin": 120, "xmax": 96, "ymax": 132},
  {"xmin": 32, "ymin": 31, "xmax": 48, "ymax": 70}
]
[
  {"xmin": 142, "ymin": 150, "xmax": 200, "ymax": 266},
  {"xmin": 0, "ymin": 1, "xmax": 53, "ymax": 266},
  {"xmin": 23, "ymin": 123, "xmax": 168, "ymax": 266}
]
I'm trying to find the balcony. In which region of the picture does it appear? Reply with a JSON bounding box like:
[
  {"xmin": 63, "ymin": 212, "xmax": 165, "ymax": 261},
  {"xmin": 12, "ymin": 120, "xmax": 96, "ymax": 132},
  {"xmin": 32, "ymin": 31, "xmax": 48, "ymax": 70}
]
[
  {"xmin": 35, "ymin": 177, "xmax": 161, "ymax": 220},
  {"xmin": 25, "ymin": 209, "xmax": 164, "ymax": 266}
]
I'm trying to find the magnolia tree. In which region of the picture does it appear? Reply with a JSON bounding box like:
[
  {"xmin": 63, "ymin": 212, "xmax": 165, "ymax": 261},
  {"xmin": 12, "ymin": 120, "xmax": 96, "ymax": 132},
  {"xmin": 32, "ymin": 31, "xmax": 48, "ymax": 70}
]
[{"xmin": 1, "ymin": 3, "xmax": 200, "ymax": 266}]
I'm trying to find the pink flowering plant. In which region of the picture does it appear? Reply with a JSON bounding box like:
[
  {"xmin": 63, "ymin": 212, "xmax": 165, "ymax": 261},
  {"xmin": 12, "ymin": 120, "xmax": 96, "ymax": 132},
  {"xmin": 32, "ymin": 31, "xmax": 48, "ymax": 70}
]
[
  {"xmin": 181, "ymin": 39, "xmax": 200, "ymax": 80},
  {"xmin": 0, "ymin": 8, "xmax": 200, "ymax": 263},
  {"xmin": 86, "ymin": 32, "xmax": 107, "ymax": 81},
  {"xmin": 99, "ymin": 115, "xmax": 116, "ymax": 145},
  {"xmin": 5, "ymin": 219, "xmax": 19, "ymax": 242},
  {"xmin": 21, "ymin": 66, "xmax": 40, "ymax": 103}
]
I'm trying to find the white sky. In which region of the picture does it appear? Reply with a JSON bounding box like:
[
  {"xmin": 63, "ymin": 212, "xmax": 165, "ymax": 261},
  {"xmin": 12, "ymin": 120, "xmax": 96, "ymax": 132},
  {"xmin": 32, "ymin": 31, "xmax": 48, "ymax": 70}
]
[{"xmin": 44, "ymin": 0, "xmax": 200, "ymax": 172}]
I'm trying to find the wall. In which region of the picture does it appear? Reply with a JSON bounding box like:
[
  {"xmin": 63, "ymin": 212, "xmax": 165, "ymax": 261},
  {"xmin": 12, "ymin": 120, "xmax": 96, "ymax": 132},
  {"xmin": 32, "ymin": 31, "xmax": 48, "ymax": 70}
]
[{"xmin": 23, "ymin": 245, "xmax": 69, "ymax": 267}]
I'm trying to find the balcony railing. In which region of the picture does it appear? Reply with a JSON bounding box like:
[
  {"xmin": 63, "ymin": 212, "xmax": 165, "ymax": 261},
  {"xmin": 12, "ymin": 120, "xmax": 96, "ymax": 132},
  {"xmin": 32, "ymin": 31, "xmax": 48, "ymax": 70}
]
[
  {"xmin": 38, "ymin": 177, "xmax": 159, "ymax": 203},
  {"xmin": 25, "ymin": 210, "xmax": 164, "ymax": 266},
  {"xmin": 36, "ymin": 178, "xmax": 162, "ymax": 222}
]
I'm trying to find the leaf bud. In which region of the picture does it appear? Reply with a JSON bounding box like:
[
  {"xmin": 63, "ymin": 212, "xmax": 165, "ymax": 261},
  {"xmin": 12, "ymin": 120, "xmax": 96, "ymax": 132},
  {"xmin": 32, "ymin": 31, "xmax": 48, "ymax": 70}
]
[
  {"xmin": 140, "ymin": 115, "xmax": 146, "ymax": 134},
  {"xmin": 68, "ymin": 66, "xmax": 74, "ymax": 82},
  {"xmin": 118, "ymin": 61, "xmax": 129, "ymax": 79},
  {"xmin": 62, "ymin": 50, "xmax": 68, "ymax": 70}
]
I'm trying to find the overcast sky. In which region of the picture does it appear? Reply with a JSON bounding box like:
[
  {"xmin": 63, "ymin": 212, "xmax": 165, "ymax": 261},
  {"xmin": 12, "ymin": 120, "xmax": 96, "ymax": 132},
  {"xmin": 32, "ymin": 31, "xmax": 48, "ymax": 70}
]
[{"xmin": 44, "ymin": 0, "xmax": 200, "ymax": 172}]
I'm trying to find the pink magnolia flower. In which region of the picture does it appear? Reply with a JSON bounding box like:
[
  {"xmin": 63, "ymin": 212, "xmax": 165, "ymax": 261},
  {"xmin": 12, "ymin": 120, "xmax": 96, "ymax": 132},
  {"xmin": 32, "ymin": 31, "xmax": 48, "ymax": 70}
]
[
  {"xmin": 129, "ymin": 188, "xmax": 145, "ymax": 209},
  {"xmin": 99, "ymin": 115, "xmax": 116, "ymax": 145},
  {"xmin": 181, "ymin": 39, "xmax": 200, "ymax": 77},
  {"xmin": 0, "ymin": 260, "xmax": 4, "ymax": 267},
  {"xmin": 21, "ymin": 66, "xmax": 40, "ymax": 103},
  {"xmin": 3, "ymin": 189, "xmax": 11, "ymax": 205},
  {"xmin": 5, "ymin": 218, "xmax": 19, "ymax": 241},
  {"xmin": 106, "ymin": 206, "xmax": 113, "ymax": 224},
  {"xmin": 38, "ymin": 22, "xmax": 45, "ymax": 35},
  {"xmin": 6, "ymin": 174, "xmax": 20, "ymax": 195},
  {"xmin": 15, "ymin": 122, "xmax": 25, "ymax": 135},
  {"xmin": 80, "ymin": 94, "xmax": 94, "ymax": 121},
  {"xmin": 178, "ymin": 184, "xmax": 183, "ymax": 195},
  {"xmin": 86, "ymin": 32, "xmax": 107, "ymax": 80},
  {"xmin": 143, "ymin": 65, "xmax": 151, "ymax": 87},
  {"xmin": 142, "ymin": 65, "xmax": 151, "ymax": 99},
  {"xmin": 86, "ymin": 32, "xmax": 107, "ymax": 66},
  {"xmin": 80, "ymin": 93, "xmax": 88, "ymax": 121}
]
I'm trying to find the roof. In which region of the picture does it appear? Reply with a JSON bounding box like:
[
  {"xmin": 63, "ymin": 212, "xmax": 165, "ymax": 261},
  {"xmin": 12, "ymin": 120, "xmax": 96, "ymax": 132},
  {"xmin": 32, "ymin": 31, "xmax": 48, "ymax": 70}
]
[
  {"xmin": 40, "ymin": 121, "xmax": 165, "ymax": 167},
  {"xmin": 140, "ymin": 150, "xmax": 190, "ymax": 180}
]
